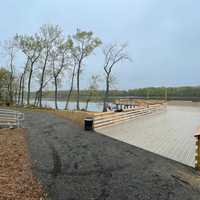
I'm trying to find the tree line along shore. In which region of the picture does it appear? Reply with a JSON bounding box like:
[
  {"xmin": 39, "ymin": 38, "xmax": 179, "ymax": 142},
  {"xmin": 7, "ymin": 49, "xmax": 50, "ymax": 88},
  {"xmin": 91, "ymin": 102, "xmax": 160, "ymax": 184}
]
[
  {"xmin": 0, "ymin": 24, "xmax": 130, "ymax": 112},
  {"xmin": 0, "ymin": 24, "xmax": 200, "ymax": 112},
  {"xmin": 33, "ymin": 86, "xmax": 200, "ymax": 101}
]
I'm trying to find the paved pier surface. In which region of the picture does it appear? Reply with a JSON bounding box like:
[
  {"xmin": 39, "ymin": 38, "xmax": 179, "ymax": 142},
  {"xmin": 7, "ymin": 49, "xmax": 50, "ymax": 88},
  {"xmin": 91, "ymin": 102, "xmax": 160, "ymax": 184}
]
[{"xmin": 99, "ymin": 105, "xmax": 200, "ymax": 167}]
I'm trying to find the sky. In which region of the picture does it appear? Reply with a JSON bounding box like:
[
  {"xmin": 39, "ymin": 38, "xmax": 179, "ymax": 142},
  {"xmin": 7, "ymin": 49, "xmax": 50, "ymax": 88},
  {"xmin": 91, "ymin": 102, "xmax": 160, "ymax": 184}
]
[{"xmin": 0, "ymin": 0, "xmax": 200, "ymax": 90}]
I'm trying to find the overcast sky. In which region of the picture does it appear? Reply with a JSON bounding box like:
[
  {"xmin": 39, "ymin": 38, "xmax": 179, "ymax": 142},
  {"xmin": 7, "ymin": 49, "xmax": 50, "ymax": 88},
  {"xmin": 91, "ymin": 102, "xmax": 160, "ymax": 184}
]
[{"xmin": 0, "ymin": 0, "xmax": 200, "ymax": 89}]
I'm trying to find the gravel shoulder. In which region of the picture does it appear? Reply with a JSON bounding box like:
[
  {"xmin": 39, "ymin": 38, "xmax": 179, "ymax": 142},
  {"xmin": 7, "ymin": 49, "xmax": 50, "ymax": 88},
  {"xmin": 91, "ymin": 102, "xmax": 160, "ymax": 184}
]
[{"xmin": 24, "ymin": 111, "xmax": 200, "ymax": 200}]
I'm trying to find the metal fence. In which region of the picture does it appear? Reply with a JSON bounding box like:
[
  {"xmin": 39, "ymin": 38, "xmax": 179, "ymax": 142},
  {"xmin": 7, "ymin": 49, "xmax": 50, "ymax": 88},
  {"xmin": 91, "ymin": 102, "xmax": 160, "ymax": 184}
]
[{"xmin": 0, "ymin": 109, "xmax": 24, "ymax": 128}]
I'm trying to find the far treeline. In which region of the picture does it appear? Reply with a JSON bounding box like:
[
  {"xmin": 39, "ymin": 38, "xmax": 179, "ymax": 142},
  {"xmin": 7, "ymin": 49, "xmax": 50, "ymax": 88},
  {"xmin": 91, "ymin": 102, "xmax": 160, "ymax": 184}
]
[
  {"xmin": 128, "ymin": 87, "xmax": 200, "ymax": 100},
  {"xmin": 40, "ymin": 86, "xmax": 200, "ymax": 101},
  {"xmin": 0, "ymin": 24, "xmax": 131, "ymax": 111}
]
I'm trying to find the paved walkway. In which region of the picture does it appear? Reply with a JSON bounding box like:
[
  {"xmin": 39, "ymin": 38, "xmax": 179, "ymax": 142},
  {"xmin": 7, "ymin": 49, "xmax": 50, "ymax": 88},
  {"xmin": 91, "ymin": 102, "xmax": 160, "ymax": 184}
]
[
  {"xmin": 99, "ymin": 105, "xmax": 200, "ymax": 167},
  {"xmin": 23, "ymin": 111, "xmax": 200, "ymax": 200}
]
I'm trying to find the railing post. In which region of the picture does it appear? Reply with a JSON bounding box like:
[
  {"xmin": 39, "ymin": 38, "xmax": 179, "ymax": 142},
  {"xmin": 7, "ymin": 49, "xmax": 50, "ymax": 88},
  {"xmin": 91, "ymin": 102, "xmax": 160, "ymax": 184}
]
[{"xmin": 194, "ymin": 130, "xmax": 200, "ymax": 170}]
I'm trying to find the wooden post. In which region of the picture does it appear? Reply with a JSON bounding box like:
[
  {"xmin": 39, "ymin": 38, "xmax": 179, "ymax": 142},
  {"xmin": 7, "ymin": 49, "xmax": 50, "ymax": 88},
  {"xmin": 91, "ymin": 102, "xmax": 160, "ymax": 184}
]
[
  {"xmin": 116, "ymin": 104, "xmax": 119, "ymax": 110},
  {"xmin": 194, "ymin": 130, "xmax": 200, "ymax": 170}
]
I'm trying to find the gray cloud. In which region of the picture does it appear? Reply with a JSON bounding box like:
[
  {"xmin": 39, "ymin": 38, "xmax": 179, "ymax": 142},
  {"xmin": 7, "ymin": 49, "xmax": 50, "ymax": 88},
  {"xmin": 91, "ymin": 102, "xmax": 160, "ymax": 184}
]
[{"xmin": 0, "ymin": 0, "xmax": 199, "ymax": 89}]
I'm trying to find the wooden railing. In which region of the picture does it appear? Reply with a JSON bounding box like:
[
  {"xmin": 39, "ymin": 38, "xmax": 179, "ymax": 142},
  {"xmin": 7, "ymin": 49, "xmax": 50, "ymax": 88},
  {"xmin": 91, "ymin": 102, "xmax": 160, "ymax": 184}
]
[
  {"xmin": 195, "ymin": 129, "xmax": 200, "ymax": 170},
  {"xmin": 0, "ymin": 109, "xmax": 24, "ymax": 128},
  {"xmin": 93, "ymin": 103, "xmax": 167, "ymax": 129},
  {"xmin": 115, "ymin": 99, "xmax": 166, "ymax": 106}
]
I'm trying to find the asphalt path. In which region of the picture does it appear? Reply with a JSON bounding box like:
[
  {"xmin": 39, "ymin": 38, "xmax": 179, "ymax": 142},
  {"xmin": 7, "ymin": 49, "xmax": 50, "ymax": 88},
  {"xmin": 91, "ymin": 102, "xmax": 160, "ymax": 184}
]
[{"xmin": 24, "ymin": 111, "xmax": 200, "ymax": 200}]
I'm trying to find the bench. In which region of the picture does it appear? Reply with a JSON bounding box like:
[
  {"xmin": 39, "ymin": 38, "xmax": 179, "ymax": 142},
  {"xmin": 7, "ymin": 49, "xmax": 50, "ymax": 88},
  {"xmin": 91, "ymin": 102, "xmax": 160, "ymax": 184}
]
[{"xmin": 0, "ymin": 109, "xmax": 24, "ymax": 128}]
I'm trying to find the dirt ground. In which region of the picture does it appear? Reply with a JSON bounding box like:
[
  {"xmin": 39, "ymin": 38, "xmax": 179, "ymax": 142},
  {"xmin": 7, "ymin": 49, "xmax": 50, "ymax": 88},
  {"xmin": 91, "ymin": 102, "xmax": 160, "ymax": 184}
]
[
  {"xmin": 0, "ymin": 128, "xmax": 44, "ymax": 200},
  {"xmin": 23, "ymin": 111, "xmax": 200, "ymax": 200}
]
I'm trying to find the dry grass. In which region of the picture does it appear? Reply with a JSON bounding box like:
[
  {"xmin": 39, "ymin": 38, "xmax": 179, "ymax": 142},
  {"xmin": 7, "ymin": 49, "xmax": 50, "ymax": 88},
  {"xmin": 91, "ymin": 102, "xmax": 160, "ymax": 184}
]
[
  {"xmin": 53, "ymin": 110, "xmax": 95, "ymax": 127},
  {"xmin": 0, "ymin": 128, "xmax": 45, "ymax": 200},
  {"xmin": 18, "ymin": 106, "xmax": 96, "ymax": 127},
  {"xmin": 1, "ymin": 105, "xmax": 96, "ymax": 127}
]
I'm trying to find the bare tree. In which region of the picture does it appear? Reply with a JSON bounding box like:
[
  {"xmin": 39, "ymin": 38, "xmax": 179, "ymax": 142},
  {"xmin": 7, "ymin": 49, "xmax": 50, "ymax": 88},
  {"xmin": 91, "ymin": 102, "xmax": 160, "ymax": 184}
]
[
  {"xmin": 51, "ymin": 51, "xmax": 60, "ymax": 109},
  {"xmin": 71, "ymin": 30, "xmax": 102, "ymax": 110},
  {"xmin": 50, "ymin": 39, "xmax": 72, "ymax": 109},
  {"xmin": 17, "ymin": 72, "xmax": 23, "ymax": 104},
  {"xmin": 1, "ymin": 39, "xmax": 17, "ymax": 104},
  {"xmin": 15, "ymin": 34, "xmax": 43, "ymax": 105},
  {"xmin": 19, "ymin": 59, "xmax": 30, "ymax": 105},
  {"xmin": 37, "ymin": 24, "xmax": 63, "ymax": 108},
  {"xmin": 102, "ymin": 43, "xmax": 131, "ymax": 112},
  {"xmin": 13, "ymin": 74, "xmax": 20, "ymax": 103},
  {"xmin": 65, "ymin": 59, "xmax": 77, "ymax": 110},
  {"xmin": 34, "ymin": 75, "xmax": 52, "ymax": 107}
]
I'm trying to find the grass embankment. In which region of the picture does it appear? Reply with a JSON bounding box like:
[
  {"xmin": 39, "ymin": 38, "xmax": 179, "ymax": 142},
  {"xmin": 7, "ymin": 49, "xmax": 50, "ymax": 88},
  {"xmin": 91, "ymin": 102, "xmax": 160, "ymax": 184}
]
[
  {"xmin": 27, "ymin": 107, "xmax": 96, "ymax": 127},
  {"xmin": 8, "ymin": 106, "xmax": 96, "ymax": 127},
  {"xmin": 53, "ymin": 110, "xmax": 95, "ymax": 127},
  {"xmin": 0, "ymin": 128, "xmax": 45, "ymax": 200}
]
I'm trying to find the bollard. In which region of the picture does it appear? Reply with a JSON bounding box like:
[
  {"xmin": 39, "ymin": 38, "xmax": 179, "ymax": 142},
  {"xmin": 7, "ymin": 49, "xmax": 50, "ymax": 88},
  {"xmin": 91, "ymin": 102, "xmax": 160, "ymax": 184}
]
[{"xmin": 194, "ymin": 130, "xmax": 200, "ymax": 170}]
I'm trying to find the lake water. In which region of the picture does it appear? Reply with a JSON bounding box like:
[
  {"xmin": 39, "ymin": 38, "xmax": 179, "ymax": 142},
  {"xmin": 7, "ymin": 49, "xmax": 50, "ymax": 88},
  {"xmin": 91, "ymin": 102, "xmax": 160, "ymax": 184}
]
[{"xmin": 35, "ymin": 99, "xmax": 104, "ymax": 112}]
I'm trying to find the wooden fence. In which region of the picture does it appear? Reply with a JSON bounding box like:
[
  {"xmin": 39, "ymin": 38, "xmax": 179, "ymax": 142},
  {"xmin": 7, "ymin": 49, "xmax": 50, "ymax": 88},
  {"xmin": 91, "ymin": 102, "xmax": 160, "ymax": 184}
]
[
  {"xmin": 0, "ymin": 109, "xmax": 24, "ymax": 128},
  {"xmin": 93, "ymin": 103, "xmax": 167, "ymax": 129},
  {"xmin": 195, "ymin": 130, "xmax": 200, "ymax": 170}
]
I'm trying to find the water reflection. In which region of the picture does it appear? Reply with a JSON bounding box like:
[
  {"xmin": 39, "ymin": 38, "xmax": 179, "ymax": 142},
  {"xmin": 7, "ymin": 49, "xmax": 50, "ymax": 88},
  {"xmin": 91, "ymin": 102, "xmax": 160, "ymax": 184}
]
[{"xmin": 34, "ymin": 100, "xmax": 104, "ymax": 112}]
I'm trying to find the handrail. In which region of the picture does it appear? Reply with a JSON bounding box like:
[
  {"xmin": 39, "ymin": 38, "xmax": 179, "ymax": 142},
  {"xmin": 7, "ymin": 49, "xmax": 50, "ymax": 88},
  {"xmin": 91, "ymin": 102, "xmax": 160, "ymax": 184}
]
[
  {"xmin": 94, "ymin": 105, "xmax": 164, "ymax": 120},
  {"xmin": 93, "ymin": 104, "xmax": 166, "ymax": 129}
]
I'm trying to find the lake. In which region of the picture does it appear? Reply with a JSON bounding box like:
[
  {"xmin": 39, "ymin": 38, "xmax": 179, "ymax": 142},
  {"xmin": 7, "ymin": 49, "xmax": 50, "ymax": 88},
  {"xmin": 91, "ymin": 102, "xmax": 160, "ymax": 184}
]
[{"xmin": 34, "ymin": 99, "xmax": 105, "ymax": 112}]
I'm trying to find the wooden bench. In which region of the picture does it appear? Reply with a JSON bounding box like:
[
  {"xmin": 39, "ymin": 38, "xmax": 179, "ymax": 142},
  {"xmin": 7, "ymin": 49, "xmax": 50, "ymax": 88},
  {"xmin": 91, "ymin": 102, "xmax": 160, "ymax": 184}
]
[{"xmin": 0, "ymin": 109, "xmax": 24, "ymax": 128}]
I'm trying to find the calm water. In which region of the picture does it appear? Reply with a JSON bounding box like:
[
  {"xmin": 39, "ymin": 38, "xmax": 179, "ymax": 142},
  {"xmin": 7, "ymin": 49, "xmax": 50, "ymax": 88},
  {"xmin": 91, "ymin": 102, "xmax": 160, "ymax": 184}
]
[{"xmin": 33, "ymin": 99, "xmax": 104, "ymax": 112}]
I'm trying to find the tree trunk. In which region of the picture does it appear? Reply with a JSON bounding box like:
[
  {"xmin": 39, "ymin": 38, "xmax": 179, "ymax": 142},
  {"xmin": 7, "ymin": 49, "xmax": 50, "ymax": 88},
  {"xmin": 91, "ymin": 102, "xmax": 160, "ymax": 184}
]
[
  {"xmin": 103, "ymin": 75, "xmax": 110, "ymax": 112},
  {"xmin": 54, "ymin": 76, "xmax": 58, "ymax": 109},
  {"xmin": 65, "ymin": 88, "xmax": 72, "ymax": 110},
  {"xmin": 85, "ymin": 99, "xmax": 90, "ymax": 111},
  {"xmin": 18, "ymin": 74, "xmax": 23, "ymax": 105},
  {"xmin": 34, "ymin": 90, "xmax": 40, "ymax": 106},
  {"xmin": 39, "ymin": 50, "xmax": 49, "ymax": 108},
  {"xmin": 65, "ymin": 64, "xmax": 76, "ymax": 110},
  {"xmin": 27, "ymin": 64, "xmax": 33, "ymax": 105},
  {"xmin": 76, "ymin": 64, "xmax": 80, "ymax": 110},
  {"xmin": 21, "ymin": 76, "xmax": 25, "ymax": 105},
  {"xmin": 8, "ymin": 54, "xmax": 14, "ymax": 104},
  {"xmin": 14, "ymin": 86, "xmax": 18, "ymax": 103},
  {"xmin": 27, "ymin": 52, "xmax": 41, "ymax": 105}
]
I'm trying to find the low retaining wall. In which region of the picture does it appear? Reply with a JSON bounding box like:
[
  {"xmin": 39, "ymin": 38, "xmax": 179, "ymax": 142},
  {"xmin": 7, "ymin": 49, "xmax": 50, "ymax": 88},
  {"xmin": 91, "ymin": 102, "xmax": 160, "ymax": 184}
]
[{"xmin": 93, "ymin": 103, "xmax": 167, "ymax": 129}]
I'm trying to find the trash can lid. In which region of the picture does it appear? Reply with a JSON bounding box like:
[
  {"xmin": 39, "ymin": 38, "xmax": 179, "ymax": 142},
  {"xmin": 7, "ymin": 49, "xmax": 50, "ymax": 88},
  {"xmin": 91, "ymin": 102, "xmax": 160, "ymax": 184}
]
[{"xmin": 85, "ymin": 118, "xmax": 93, "ymax": 121}]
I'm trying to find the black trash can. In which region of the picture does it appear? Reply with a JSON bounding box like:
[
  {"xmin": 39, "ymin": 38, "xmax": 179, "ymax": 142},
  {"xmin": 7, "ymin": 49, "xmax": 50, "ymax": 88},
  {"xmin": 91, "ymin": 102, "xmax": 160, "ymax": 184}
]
[{"xmin": 84, "ymin": 117, "xmax": 94, "ymax": 131}]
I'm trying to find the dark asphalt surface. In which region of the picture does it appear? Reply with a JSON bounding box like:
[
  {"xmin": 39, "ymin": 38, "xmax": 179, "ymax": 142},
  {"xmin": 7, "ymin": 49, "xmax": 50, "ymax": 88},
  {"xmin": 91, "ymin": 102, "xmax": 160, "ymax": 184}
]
[{"xmin": 24, "ymin": 111, "xmax": 200, "ymax": 200}]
